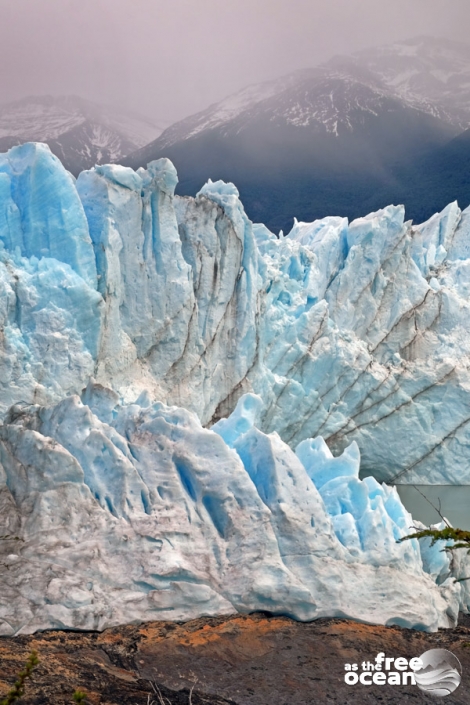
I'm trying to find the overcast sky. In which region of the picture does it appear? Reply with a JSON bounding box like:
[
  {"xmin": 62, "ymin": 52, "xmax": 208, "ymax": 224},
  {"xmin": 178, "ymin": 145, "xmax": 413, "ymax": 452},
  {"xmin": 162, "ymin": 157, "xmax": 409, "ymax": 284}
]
[{"xmin": 1, "ymin": 0, "xmax": 469, "ymax": 125}]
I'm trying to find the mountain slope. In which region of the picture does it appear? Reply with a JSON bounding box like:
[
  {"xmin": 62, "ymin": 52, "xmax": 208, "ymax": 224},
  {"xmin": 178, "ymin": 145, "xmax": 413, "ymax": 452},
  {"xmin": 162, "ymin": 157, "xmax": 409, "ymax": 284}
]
[
  {"xmin": 349, "ymin": 126, "xmax": 470, "ymax": 223},
  {"xmin": 124, "ymin": 37, "xmax": 470, "ymax": 232},
  {"xmin": 351, "ymin": 35, "xmax": 470, "ymax": 127},
  {"xmin": 0, "ymin": 95, "xmax": 164, "ymax": 175}
]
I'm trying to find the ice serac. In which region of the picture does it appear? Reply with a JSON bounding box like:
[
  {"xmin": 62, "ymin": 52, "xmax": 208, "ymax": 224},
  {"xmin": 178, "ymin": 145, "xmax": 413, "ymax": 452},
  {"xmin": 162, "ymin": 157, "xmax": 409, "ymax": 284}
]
[
  {"xmin": 0, "ymin": 387, "xmax": 466, "ymax": 636},
  {"xmin": 173, "ymin": 179, "xmax": 258, "ymax": 419},
  {"xmin": 252, "ymin": 202, "xmax": 470, "ymax": 484},
  {"xmin": 1, "ymin": 143, "xmax": 470, "ymax": 634},
  {"xmin": 76, "ymin": 160, "xmax": 194, "ymax": 390},
  {"xmin": 0, "ymin": 143, "xmax": 96, "ymax": 288},
  {"xmin": 1, "ymin": 143, "xmax": 470, "ymax": 483},
  {"xmin": 0, "ymin": 143, "xmax": 258, "ymax": 421},
  {"xmin": 0, "ymin": 251, "xmax": 102, "ymax": 413},
  {"xmin": 0, "ymin": 145, "xmax": 102, "ymax": 411},
  {"xmin": 75, "ymin": 165, "xmax": 257, "ymax": 420}
]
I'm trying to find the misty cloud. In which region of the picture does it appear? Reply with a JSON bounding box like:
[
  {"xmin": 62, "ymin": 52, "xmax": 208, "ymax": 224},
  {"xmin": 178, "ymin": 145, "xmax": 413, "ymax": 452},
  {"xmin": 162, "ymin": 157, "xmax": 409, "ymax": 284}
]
[{"xmin": 0, "ymin": 0, "xmax": 469, "ymax": 123}]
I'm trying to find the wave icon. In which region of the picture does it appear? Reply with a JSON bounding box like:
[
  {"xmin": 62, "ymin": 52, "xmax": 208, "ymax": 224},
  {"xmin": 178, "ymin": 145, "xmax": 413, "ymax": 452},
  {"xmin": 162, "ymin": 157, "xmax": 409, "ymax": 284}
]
[{"xmin": 414, "ymin": 649, "xmax": 462, "ymax": 697}]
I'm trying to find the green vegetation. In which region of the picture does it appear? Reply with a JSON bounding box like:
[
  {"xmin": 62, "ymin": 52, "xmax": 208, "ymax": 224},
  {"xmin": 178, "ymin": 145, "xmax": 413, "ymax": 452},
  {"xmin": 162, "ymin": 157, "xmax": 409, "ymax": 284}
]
[
  {"xmin": 0, "ymin": 651, "xmax": 39, "ymax": 705},
  {"xmin": 0, "ymin": 652, "xmax": 89, "ymax": 704},
  {"xmin": 399, "ymin": 525, "xmax": 470, "ymax": 555},
  {"xmin": 399, "ymin": 525, "xmax": 470, "ymax": 579},
  {"xmin": 397, "ymin": 484, "xmax": 470, "ymax": 586},
  {"xmin": 398, "ymin": 493, "xmax": 470, "ymax": 584}
]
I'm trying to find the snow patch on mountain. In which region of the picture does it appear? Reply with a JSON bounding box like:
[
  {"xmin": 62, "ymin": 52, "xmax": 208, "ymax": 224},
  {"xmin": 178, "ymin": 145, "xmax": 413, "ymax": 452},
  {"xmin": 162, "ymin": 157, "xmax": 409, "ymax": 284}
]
[
  {"xmin": 0, "ymin": 96, "xmax": 165, "ymax": 174},
  {"xmin": 135, "ymin": 36, "xmax": 469, "ymax": 162}
]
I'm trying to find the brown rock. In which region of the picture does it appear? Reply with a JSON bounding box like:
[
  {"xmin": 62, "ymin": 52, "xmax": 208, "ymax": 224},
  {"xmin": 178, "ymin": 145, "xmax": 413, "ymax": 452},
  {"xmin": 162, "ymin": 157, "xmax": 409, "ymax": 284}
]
[{"xmin": 0, "ymin": 613, "xmax": 469, "ymax": 704}]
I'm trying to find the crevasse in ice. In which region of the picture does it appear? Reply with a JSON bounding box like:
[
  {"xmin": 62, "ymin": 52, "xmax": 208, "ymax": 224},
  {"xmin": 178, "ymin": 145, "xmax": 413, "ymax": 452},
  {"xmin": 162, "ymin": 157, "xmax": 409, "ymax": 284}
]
[
  {"xmin": 0, "ymin": 142, "xmax": 469, "ymax": 635},
  {"xmin": 2, "ymin": 143, "xmax": 470, "ymax": 484}
]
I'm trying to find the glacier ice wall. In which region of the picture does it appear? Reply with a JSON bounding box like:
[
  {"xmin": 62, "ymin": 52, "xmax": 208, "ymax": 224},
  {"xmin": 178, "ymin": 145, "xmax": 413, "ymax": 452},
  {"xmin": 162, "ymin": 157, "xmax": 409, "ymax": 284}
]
[
  {"xmin": 1, "ymin": 143, "xmax": 470, "ymax": 483},
  {"xmin": 1, "ymin": 142, "xmax": 470, "ymax": 635},
  {"xmin": 0, "ymin": 386, "xmax": 466, "ymax": 636}
]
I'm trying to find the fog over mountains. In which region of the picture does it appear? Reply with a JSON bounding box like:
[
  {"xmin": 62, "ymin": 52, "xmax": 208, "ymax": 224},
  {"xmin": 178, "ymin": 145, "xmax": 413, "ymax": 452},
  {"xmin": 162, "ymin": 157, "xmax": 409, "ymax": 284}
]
[
  {"xmin": 353, "ymin": 36, "xmax": 470, "ymax": 126},
  {"xmin": 0, "ymin": 95, "xmax": 164, "ymax": 175},
  {"xmin": 138, "ymin": 36, "xmax": 470, "ymax": 149},
  {"xmin": 125, "ymin": 36, "xmax": 470, "ymax": 231},
  {"xmin": 4, "ymin": 37, "xmax": 470, "ymax": 230}
]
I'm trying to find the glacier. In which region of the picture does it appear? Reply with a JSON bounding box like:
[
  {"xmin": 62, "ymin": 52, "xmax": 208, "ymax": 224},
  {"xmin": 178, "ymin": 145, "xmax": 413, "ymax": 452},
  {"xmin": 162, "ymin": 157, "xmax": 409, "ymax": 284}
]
[
  {"xmin": 0, "ymin": 141, "xmax": 469, "ymax": 634},
  {"xmin": 0, "ymin": 387, "xmax": 467, "ymax": 635},
  {"xmin": 1, "ymin": 143, "xmax": 470, "ymax": 484}
]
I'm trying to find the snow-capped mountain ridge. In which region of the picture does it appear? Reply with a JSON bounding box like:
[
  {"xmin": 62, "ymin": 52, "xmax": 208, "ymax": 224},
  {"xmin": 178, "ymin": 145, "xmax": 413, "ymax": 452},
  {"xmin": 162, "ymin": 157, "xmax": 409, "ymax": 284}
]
[
  {"xmin": 153, "ymin": 63, "xmax": 427, "ymax": 150},
  {"xmin": 124, "ymin": 36, "xmax": 468, "ymax": 233},
  {"xmin": 0, "ymin": 95, "xmax": 165, "ymax": 174},
  {"xmin": 344, "ymin": 36, "xmax": 470, "ymax": 128},
  {"xmin": 154, "ymin": 70, "xmax": 317, "ymax": 149},
  {"xmin": 231, "ymin": 74, "xmax": 418, "ymax": 136},
  {"xmin": 150, "ymin": 35, "xmax": 470, "ymax": 153}
]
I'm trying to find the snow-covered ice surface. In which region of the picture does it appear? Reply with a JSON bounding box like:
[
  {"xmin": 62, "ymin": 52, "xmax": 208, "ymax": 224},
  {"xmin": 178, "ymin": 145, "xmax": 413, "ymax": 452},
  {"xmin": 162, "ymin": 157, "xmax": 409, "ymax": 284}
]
[{"xmin": 0, "ymin": 142, "xmax": 469, "ymax": 634}]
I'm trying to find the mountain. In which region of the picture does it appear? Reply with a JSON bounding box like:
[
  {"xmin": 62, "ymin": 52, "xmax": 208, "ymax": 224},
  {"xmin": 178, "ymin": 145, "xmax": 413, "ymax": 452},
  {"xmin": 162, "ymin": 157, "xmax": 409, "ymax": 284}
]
[
  {"xmin": 0, "ymin": 95, "xmax": 164, "ymax": 175},
  {"xmin": 348, "ymin": 125, "xmax": 470, "ymax": 223},
  {"xmin": 124, "ymin": 37, "xmax": 470, "ymax": 232},
  {"xmin": 352, "ymin": 35, "xmax": 470, "ymax": 127}
]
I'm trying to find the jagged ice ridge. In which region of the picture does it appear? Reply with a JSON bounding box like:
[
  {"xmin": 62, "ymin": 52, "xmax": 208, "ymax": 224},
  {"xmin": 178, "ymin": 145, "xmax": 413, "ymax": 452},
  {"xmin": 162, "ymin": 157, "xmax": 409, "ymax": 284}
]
[{"xmin": 0, "ymin": 142, "xmax": 469, "ymax": 635}]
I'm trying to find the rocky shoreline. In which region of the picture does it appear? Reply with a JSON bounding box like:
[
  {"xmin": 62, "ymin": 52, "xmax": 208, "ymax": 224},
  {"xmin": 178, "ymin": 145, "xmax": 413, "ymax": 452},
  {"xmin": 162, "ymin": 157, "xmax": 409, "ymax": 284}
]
[{"xmin": 1, "ymin": 612, "xmax": 469, "ymax": 704}]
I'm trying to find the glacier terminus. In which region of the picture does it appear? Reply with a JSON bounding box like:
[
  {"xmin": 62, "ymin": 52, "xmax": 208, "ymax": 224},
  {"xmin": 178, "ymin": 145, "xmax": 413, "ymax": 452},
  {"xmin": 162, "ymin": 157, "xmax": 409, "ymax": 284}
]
[{"xmin": 0, "ymin": 142, "xmax": 469, "ymax": 635}]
